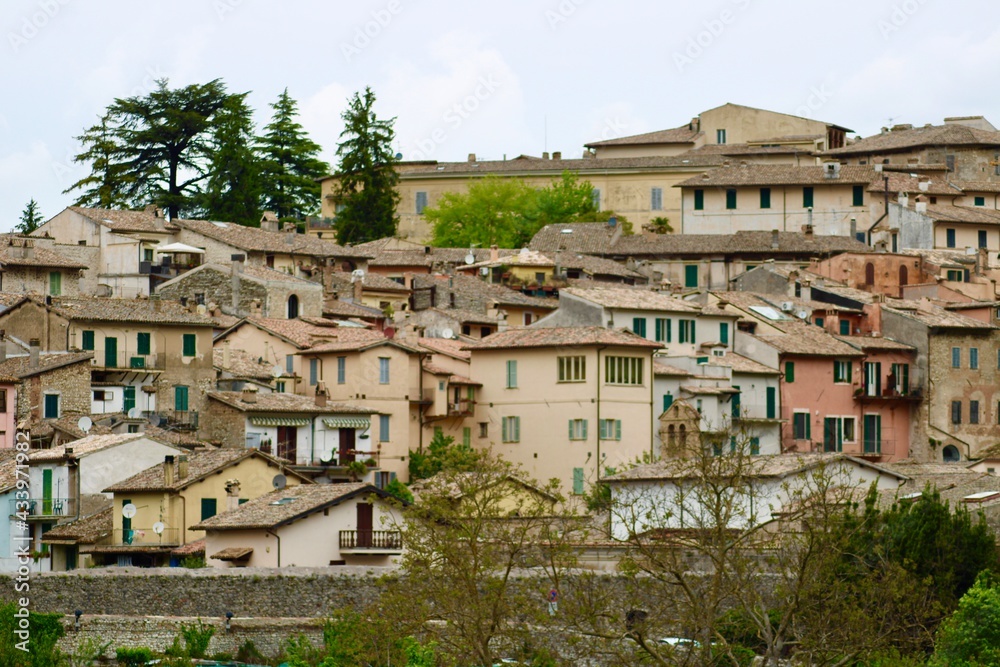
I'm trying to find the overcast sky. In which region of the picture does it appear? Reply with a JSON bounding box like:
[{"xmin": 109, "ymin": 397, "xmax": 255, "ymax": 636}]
[{"xmin": 2, "ymin": 0, "xmax": 998, "ymax": 229}]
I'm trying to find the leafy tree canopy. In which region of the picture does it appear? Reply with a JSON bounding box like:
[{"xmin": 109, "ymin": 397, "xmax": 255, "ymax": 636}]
[
  {"xmin": 196, "ymin": 95, "xmax": 262, "ymax": 226},
  {"xmin": 408, "ymin": 430, "xmax": 480, "ymax": 482},
  {"xmin": 931, "ymin": 571, "xmax": 1000, "ymax": 667}
]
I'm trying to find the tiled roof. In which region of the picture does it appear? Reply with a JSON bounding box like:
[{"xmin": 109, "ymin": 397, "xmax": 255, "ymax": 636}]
[
  {"xmin": 40, "ymin": 507, "xmax": 112, "ymax": 545},
  {"xmin": 921, "ymin": 204, "xmax": 1000, "ymax": 226},
  {"xmin": 653, "ymin": 360, "xmax": 693, "ymax": 376},
  {"xmin": 421, "ymin": 307, "xmax": 498, "ymax": 325},
  {"xmin": 835, "ymin": 335, "xmax": 915, "ymax": 351},
  {"xmin": 328, "ymin": 271, "xmax": 410, "ymax": 293},
  {"xmin": 561, "ymin": 287, "xmax": 703, "ymax": 313},
  {"xmin": 883, "ymin": 304, "xmax": 996, "ymax": 330},
  {"xmin": 463, "ymin": 326, "xmax": 663, "ymax": 351},
  {"xmin": 550, "ymin": 251, "xmax": 644, "ymax": 279},
  {"xmin": 823, "ymin": 124, "xmax": 1000, "ymax": 157},
  {"xmin": 105, "ymin": 448, "xmax": 303, "ymax": 493},
  {"xmin": 0, "ymin": 352, "xmax": 93, "ymax": 383},
  {"xmin": 709, "ymin": 352, "xmax": 779, "ymax": 374},
  {"xmin": 0, "ymin": 450, "xmax": 18, "ymax": 493},
  {"xmin": 166, "ymin": 263, "xmax": 320, "ymax": 288},
  {"xmin": 29, "ymin": 433, "xmax": 164, "ymax": 462},
  {"xmin": 192, "ymin": 483, "xmax": 386, "ymax": 530},
  {"xmin": 676, "ymin": 164, "xmax": 877, "ymax": 188},
  {"xmin": 48, "ymin": 413, "xmax": 115, "ymax": 440},
  {"xmin": 952, "ymin": 181, "xmax": 1000, "ymax": 194},
  {"xmin": 234, "ymin": 316, "xmax": 346, "ymax": 348},
  {"xmin": 174, "ymin": 219, "xmax": 370, "ymax": 258},
  {"xmin": 411, "ymin": 274, "xmax": 558, "ymax": 310},
  {"xmin": 0, "ymin": 238, "xmax": 87, "ymax": 269},
  {"xmin": 867, "ymin": 172, "xmax": 961, "ymax": 196},
  {"xmin": 606, "ymin": 453, "xmax": 905, "ymax": 483},
  {"xmin": 208, "ymin": 391, "xmax": 375, "ymax": 414},
  {"xmin": 214, "ymin": 348, "xmax": 287, "ymax": 381},
  {"xmin": 323, "ymin": 299, "xmax": 385, "ymax": 319},
  {"xmin": 65, "ymin": 206, "xmax": 178, "ymax": 233},
  {"xmin": 142, "ymin": 425, "xmax": 205, "ymax": 448},
  {"xmin": 418, "ymin": 337, "xmax": 471, "ymax": 360},
  {"xmin": 171, "ymin": 538, "xmax": 206, "ymax": 556},
  {"xmin": 42, "ymin": 296, "xmax": 215, "ymax": 326},
  {"xmin": 585, "ymin": 124, "xmax": 702, "ymax": 148},
  {"xmin": 750, "ymin": 324, "xmax": 867, "ymax": 357},
  {"xmin": 463, "ymin": 249, "xmax": 554, "ymax": 269},
  {"xmin": 378, "ymin": 154, "xmax": 726, "ymax": 179},
  {"xmin": 298, "ymin": 328, "xmax": 405, "ymax": 353},
  {"xmin": 683, "ymin": 144, "xmax": 817, "ymax": 157}
]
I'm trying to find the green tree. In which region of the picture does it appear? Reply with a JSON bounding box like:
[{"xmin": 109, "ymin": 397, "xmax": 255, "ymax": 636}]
[
  {"xmin": 576, "ymin": 208, "xmax": 634, "ymax": 235},
  {"xmin": 258, "ymin": 88, "xmax": 329, "ymax": 220},
  {"xmin": 333, "ymin": 87, "xmax": 399, "ymax": 244},
  {"xmin": 408, "ymin": 430, "xmax": 480, "ymax": 481},
  {"xmin": 931, "ymin": 571, "xmax": 1000, "ymax": 666},
  {"xmin": 198, "ymin": 95, "xmax": 262, "ymax": 226},
  {"xmin": 0, "ymin": 603, "xmax": 65, "ymax": 667},
  {"xmin": 16, "ymin": 198, "xmax": 44, "ymax": 234},
  {"xmin": 66, "ymin": 79, "xmax": 234, "ymax": 219}
]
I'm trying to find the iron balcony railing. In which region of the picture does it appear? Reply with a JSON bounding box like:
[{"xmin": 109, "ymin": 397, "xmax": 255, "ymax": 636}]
[
  {"xmin": 10, "ymin": 497, "xmax": 76, "ymax": 519},
  {"xmin": 111, "ymin": 528, "xmax": 180, "ymax": 547}
]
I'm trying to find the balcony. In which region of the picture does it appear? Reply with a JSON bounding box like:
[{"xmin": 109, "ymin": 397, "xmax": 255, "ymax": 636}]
[
  {"xmin": 339, "ymin": 530, "xmax": 402, "ymax": 553},
  {"xmin": 855, "ymin": 383, "xmax": 923, "ymax": 401},
  {"xmin": 448, "ymin": 399, "xmax": 474, "ymax": 416},
  {"xmin": 853, "ymin": 439, "xmax": 896, "ymax": 458},
  {"xmin": 10, "ymin": 497, "xmax": 76, "ymax": 520},
  {"xmin": 148, "ymin": 410, "xmax": 199, "ymax": 431},
  {"xmin": 91, "ymin": 352, "xmax": 165, "ymax": 372},
  {"xmin": 731, "ymin": 404, "xmax": 780, "ymax": 423},
  {"xmin": 408, "ymin": 387, "xmax": 434, "ymax": 406},
  {"xmin": 110, "ymin": 528, "xmax": 180, "ymax": 547}
]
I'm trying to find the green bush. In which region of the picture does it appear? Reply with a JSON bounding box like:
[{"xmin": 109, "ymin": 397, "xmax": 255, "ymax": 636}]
[
  {"xmin": 180, "ymin": 555, "xmax": 205, "ymax": 569},
  {"xmin": 0, "ymin": 602, "xmax": 65, "ymax": 667},
  {"xmin": 180, "ymin": 619, "xmax": 215, "ymax": 659},
  {"xmin": 115, "ymin": 646, "xmax": 154, "ymax": 667}
]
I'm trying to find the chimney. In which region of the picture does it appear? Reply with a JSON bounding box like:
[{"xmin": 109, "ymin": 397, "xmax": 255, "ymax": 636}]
[
  {"xmin": 899, "ymin": 192, "xmax": 909, "ymax": 208},
  {"xmin": 915, "ymin": 195, "xmax": 928, "ymax": 214},
  {"xmin": 353, "ymin": 276, "xmax": 364, "ymax": 302},
  {"xmin": 164, "ymin": 455, "xmax": 175, "ymax": 486},
  {"xmin": 542, "ymin": 152, "xmax": 550, "ymax": 160},
  {"xmin": 223, "ymin": 339, "xmax": 231, "ymax": 369},
  {"xmin": 225, "ymin": 479, "xmax": 241, "ymax": 511},
  {"xmin": 284, "ymin": 223, "xmax": 296, "ymax": 246},
  {"xmin": 552, "ymin": 151, "xmax": 562, "ymax": 160},
  {"xmin": 260, "ymin": 211, "xmax": 280, "ymax": 233},
  {"xmin": 22, "ymin": 239, "xmax": 34, "ymax": 259},
  {"xmin": 178, "ymin": 455, "xmax": 189, "ymax": 479},
  {"xmin": 315, "ymin": 381, "xmax": 328, "ymax": 407},
  {"xmin": 467, "ymin": 153, "xmax": 476, "ymax": 162},
  {"xmin": 28, "ymin": 339, "xmax": 39, "ymax": 369},
  {"xmin": 231, "ymin": 254, "xmax": 244, "ymax": 313},
  {"xmin": 490, "ymin": 244, "xmax": 499, "ymax": 262},
  {"xmin": 771, "ymin": 229, "xmax": 779, "ymax": 250},
  {"xmin": 241, "ymin": 386, "xmax": 257, "ymax": 403},
  {"xmin": 152, "ymin": 295, "xmax": 161, "ymax": 312}
]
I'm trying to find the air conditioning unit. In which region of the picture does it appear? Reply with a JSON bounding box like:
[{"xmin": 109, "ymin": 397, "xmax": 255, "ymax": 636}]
[{"xmin": 780, "ymin": 301, "xmax": 794, "ymax": 312}]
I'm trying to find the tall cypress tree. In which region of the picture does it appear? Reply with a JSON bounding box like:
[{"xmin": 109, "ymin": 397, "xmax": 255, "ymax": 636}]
[
  {"xmin": 198, "ymin": 94, "xmax": 262, "ymax": 226},
  {"xmin": 257, "ymin": 89, "xmax": 329, "ymax": 220},
  {"xmin": 333, "ymin": 87, "xmax": 399, "ymax": 244}
]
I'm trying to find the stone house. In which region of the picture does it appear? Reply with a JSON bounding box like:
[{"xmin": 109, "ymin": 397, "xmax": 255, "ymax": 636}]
[
  {"xmin": 157, "ymin": 259, "xmax": 323, "ymax": 319},
  {"xmin": 327, "ymin": 270, "xmax": 411, "ymax": 314},
  {"xmin": 410, "ymin": 273, "xmax": 557, "ymax": 327},
  {"xmin": 809, "ymin": 251, "xmax": 935, "ymax": 299},
  {"xmin": 193, "ymin": 483, "xmax": 405, "ymax": 568},
  {"xmin": 101, "ymin": 449, "xmax": 311, "ymax": 566},
  {"xmin": 0, "ymin": 349, "xmax": 93, "ymax": 446},
  {"xmin": 0, "ymin": 237, "xmax": 87, "ymax": 296}
]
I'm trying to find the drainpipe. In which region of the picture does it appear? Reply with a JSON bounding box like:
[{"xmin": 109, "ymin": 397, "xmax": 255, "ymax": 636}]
[
  {"xmin": 649, "ymin": 348, "xmax": 655, "ymax": 460},
  {"xmin": 179, "ymin": 494, "xmax": 186, "ymax": 546},
  {"xmin": 265, "ymin": 529, "xmax": 281, "ymax": 567},
  {"xmin": 417, "ymin": 352, "xmax": 428, "ymax": 453},
  {"xmin": 867, "ymin": 175, "xmax": 890, "ymax": 246},
  {"xmin": 596, "ymin": 345, "xmax": 607, "ymax": 480}
]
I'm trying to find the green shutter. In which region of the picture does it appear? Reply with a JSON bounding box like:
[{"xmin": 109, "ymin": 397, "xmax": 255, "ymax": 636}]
[
  {"xmin": 663, "ymin": 393, "xmax": 674, "ymax": 413},
  {"xmin": 684, "ymin": 265, "xmax": 698, "ymax": 288},
  {"xmin": 615, "ymin": 420, "xmax": 622, "ymax": 441},
  {"xmin": 731, "ymin": 389, "xmax": 741, "ymax": 418},
  {"xmin": 81, "ymin": 330, "xmax": 94, "ymax": 351},
  {"xmin": 750, "ymin": 438, "xmax": 760, "ymax": 456},
  {"xmin": 632, "ymin": 318, "xmax": 646, "ymax": 337},
  {"xmin": 852, "ymin": 185, "xmax": 864, "ymax": 206},
  {"xmin": 104, "ymin": 337, "xmax": 118, "ymax": 368},
  {"xmin": 720, "ymin": 322, "xmax": 729, "ymax": 345},
  {"xmin": 42, "ymin": 469, "xmax": 53, "ymax": 514},
  {"xmin": 694, "ymin": 189, "xmax": 704, "ymax": 210},
  {"xmin": 183, "ymin": 334, "xmax": 196, "ymax": 357},
  {"xmin": 137, "ymin": 332, "xmax": 151, "ymax": 355},
  {"xmin": 122, "ymin": 499, "xmax": 132, "ymax": 533},
  {"xmin": 123, "ymin": 386, "xmax": 136, "ymax": 413},
  {"xmin": 49, "ymin": 272, "xmax": 61, "ymax": 296},
  {"xmin": 502, "ymin": 418, "xmax": 508, "ymax": 442},
  {"xmin": 840, "ymin": 320, "xmax": 850, "ymax": 335},
  {"xmin": 506, "ymin": 360, "xmax": 517, "ymax": 388},
  {"xmin": 44, "ymin": 394, "xmax": 59, "ymax": 419},
  {"xmin": 582, "ymin": 420, "xmax": 588, "ymax": 440},
  {"xmin": 655, "ymin": 319, "xmax": 663, "ymax": 342},
  {"xmin": 568, "ymin": 420, "xmax": 574, "ymax": 440},
  {"xmin": 766, "ymin": 387, "xmax": 776, "ymax": 419},
  {"xmin": 201, "ymin": 498, "xmax": 217, "ymax": 521},
  {"xmin": 463, "ymin": 427, "xmax": 471, "ymax": 447},
  {"xmin": 726, "ymin": 189, "xmax": 737, "ymax": 209},
  {"xmin": 573, "ymin": 468, "xmax": 585, "ymax": 495},
  {"xmin": 760, "ymin": 188, "xmax": 771, "ymax": 209},
  {"xmin": 785, "ymin": 362, "xmax": 795, "ymax": 383},
  {"xmin": 803, "ymin": 187, "xmax": 814, "ymax": 208},
  {"xmin": 174, "ymin": 386, "xmax": 189, "ymax": 412}
]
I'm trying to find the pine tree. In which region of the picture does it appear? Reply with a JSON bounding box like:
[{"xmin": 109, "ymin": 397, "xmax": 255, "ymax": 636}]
[
  {"xmin": 257, "ymin": 89, "xmax": 329, "ymax": 220},
  {"xmin": 62, "ymin": 112, "xmax": 133, "ymax": 209},
  {"xmin": 197, "ymin": 94, "xmax": 262, "ymax": 226},
  {"xmin": 15, "ymin": 198, "xmax": 44, "ymax": 234},
  {"xmin": 333, "ymin": 87, "xmax": 399, "ymax": 244}
]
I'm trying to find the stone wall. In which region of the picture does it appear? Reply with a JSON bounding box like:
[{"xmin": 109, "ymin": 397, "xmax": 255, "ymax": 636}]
[
  {"xmin": 158, "ymin": 266, "xmax": 269, "ymax": 318},
  {"xmin": 20, "ymin": 359, "xmax": 92, "ymax": 424}
]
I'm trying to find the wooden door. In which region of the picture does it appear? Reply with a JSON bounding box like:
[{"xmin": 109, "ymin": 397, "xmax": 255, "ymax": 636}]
[
  {"xmin": 356, "ymin": 502, "xmax": 373, "ymax": 548},
  {"xmin": 339, "ymin": 429, "xmax": 356, "ymax": 464},
  {"xmin": 277, "ymin": 426, "xmax": 297, "ymax": 463}
]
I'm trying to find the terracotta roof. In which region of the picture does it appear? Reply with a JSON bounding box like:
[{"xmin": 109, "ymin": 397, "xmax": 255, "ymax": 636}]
[
  {"xmin": 952, "ymin": 181, "xmax": 1000, "ymax": 194},
  {"xmin": 883, "ymin": 304, "xmax": 996, "ymax": 330},
  {"xmin": 192, "ymin": 482, "xmax": 392, "ymax": 530},
  {"xmin": 208, "ymin": 391, "xmax": 375, "ymax": 414},
  {"xmin": 47, "ymin": 413, "xmax": 115, "ymax": 439},
  {"xmin": 29, "ymin": 433, "xmax": 172, "ymax": 462},
  {"xmin": 653, "ymin": 360, "xmax": 693, "ymax": 376},
  {"xmin": 211, "ymin": 546, "xmax": 254, "ymax": 560},
  {"xmin": 560, "ymin": 287, "xmax": 704, "ymax": 313},
  {"xmin": 40, "ymin": 507, "xmax": 113, "ymax": 545},
  {"xmin": 463, "ymin": 326, "xmax": 663, "ymax": 351},
  {"xmin": 676, "ymin": 164, "xmax": 876, "ymax": 188},
  {"xmin": 606, "ymin": 453, "xmax": 905, "ymax": 483},
  {"xmin": 142, "ymin": 425, "xmax": 206, "ymax": 448},
  {"xmin": 463, "ymin": 249, "xmax": 555, "ymax": 270},
  {"xmin": 65, "ymin": 206, "xmax": 178, "ymax": 233},
  {"xmin": 709, "ymin": 352, "xmax": 779, "ymax": 374},
  {"xmin": 834, "ymin": 335, "xmax": 915, "ymax": 352},
  {"xmin": 867, "ymin": 172, "xmax": 961, "ymax": 196},
  {"xmin": 920, "ymin": 204, "xmax": 1000, "ymax": 226},
  {"xmin": 420, "ymin": 307, "xmax": 498, "ymax": 325},
  {"xmin": 40, "ymin": 296, "xmax": 216, "ymax": 326},
  {"xmin": 323, "ymin": 299, "xmax": 385, "ymax": 319},
  {"xmin": 174, "ymin": 219, "xmax": 370, "ymax": 258},
  {"xmin": 550, "ymin": 251, "xmax": 644, "ymax": 279},
  {"xmin": 418, "ymin": 337, "xmax": 472, "ymax": 360},
  {"xmin": 299, "ymin": 329, "xmax": 409, "ymax": 354},
  {"xmin": 0, "ymin": 352, "xmax": 93, "ymax": 383},
  {"xmin": 824, "ymin": 124, "xmax": 1000, "ymax": 157},
  {"xmin": 683, "ymin": 144, "xmax": 814, "ymax": 157},
  {"xmin": 162, "ymin": 263, "xmax": 320, "ymax": 288},
  {"xmin": 171, "ymin": 538, "xmax": 205, "ymax": 556},
  {"xmin": 214, "ymin": 347, "xmax": 287, "ymax": 381},
  {"xmin": 0, "ymin": 450, "xmax": 18, "ymax": 493},
  {"xmin": 750, "ymin": 324, "xmax": 867, "ymax": 357},
  {"xmin": 680, "ymin": 384, "xmax": 737, "ymax": 396},
  {"xmin": 229, "ymin": 316, "xmax": 347, "ymax": 348},
  {"xmin": 105, "ymin": 448, "xmax": 306, "ymax": 493},
  {"xmin": 411, "ymin": 274, "xmax": 558, "ymax": 310},
  {"xmin": 0, "ymin": 238, "xmax": 87, "ymax": 269},
  {"xmin": 585, "ymin": 124, "xmax": 702, "ymax": 148},
  {"xmin": 328, "ymin": 271, "xmax": 410, "ymax": 293}
]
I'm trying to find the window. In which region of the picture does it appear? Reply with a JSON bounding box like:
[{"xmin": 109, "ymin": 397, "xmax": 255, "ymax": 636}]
[
  {"xmin": 201, "ymin": 498, "xmax": 217, "ymax": 521},
  {"xmin": 558, "ymin": 356, "xmax": 586, "ymax": 382},
  {"xmin": 725, "ymin": 189, "xmax": 737, "ymax": 210},
  {"xmin": 415, "ymin": 191, "xmax": 428, "ymax": 214},
  {"xmin": 716, "ymin": 128, "xmax": 727, "ymax": 144},
  {"xmin": 599, "ymin": 419, "xmax": 622, "ymax": 441},
  {"xmin": 864, "ymin": 361, "xmax": 882, "ymax": 397},
  {"xmin": 43, "ymin": 394, "xmax": 59, "ymax": 419},
  {"xmin": 632, "ymin": 317, "xmax": 647, "ymax": 338},
  {"xmin": 750, "ymin": 437, "xmax": 760, "ymax": 456},
  {"xmin": 803, "ymin": 187, "xmax": 814, "ymax": 208},
  {"xmin": 379, "ymin": 357, "xmax": 390, "ymax": 384},
  {"xmin": 823, "ymin": 417, "xmax": 844, "ymax": 452},
  {"xmin": 49, "ymin": 272, "xmax": 61, "ymax": 296},
  {"xmin": 684, "ymin": 265, "xmax": 698, "ymax": 288},
  {"xmin": 946, "ymin": 154, "xmax": 955, "ymax": 172},
  {"xmin": 766, "ymin": 386, "xmax": 776, "ymax": 419},
  {"xmin": 604, "ymin": 356, "xmax": 644, "ymax": 385},
  {"xmin": 693, "ymin": 189, "xmax": 704, "ymax": 210},
  {"xmin": 891, "ymin": 363, "xmax": 910, "ymax": 394},
  {"xmin": 678, "ymin": 319, "xmax": 696, "ymax": 344},
  {"xmin": 182, "ymin": 334, "xmax": 196, "ymax": 357},
  {"xmin": 655, "ymin": 318, "xmax": 671, "ymax": 343},
  {"xmin": 275, "ymin": 381, "xmax": 286, "ymax": 393},
  {"xmin": 651, "ymin": 187, "xmax": 663, "ymax": 211},
  {"xmin": 719, "ymin": 322, "xmax": 729, "ymax": 345},
  {"xmin": 975, "ymin": 196, "xmax": 986, "ymax": 207},
  {"xmin": 337, "ymin": 356, "xmax": 346, "ymax": 384},
  {"xmin": 174, "ymin": 386, "xmax": 189, "ymax": 412},
  {"xmin": 501, "ymin": 416, "xmax": 520, "ymax": 443},
  {"xmin": 946, "ymin": 228, "xmax": 956, "ymax": 248},
  {"xmin": 309, "ymin": 358, "xmax": 319, "ymax": 386},
  {"xmin": 840, "ymin": 320, "xmax": 850, "ymax": 335},
  {"xmin": 479, "ymin": 422, "xmax": 488, "ymax": 438},
  {"xmin": 834, "ymin": 360, "xmax": 852, "ymax": 383},
  {"xmin": 951, "ymin": 400, "xmax": 962, "ymax": 424},
  {"xmin": 970, "ymin": 400, "xmax": 980, "ymax": 425},
  {"xmin": 93, "ymin": 390, "xmax": 108, "ymax": 402},
  {"xmin": 573, "ymin": 468, "xmax": 585, "ymax": 495},
  {"xmin": 505, "ymin": 360, "xmax": 518, "ymax": 388},
  {"xmin": 287, "ymin": 294, "xmax": 299, "ymax": 319},
  {"xmin": 591, "ymin": 188, "xmax": 601, "ymax": 210},
  {"xmin": 971, "ymin": 348, "xmax": 980, "ymax": 370},
  {"xmin": 852, "ymin": 185, "xmax": 864, "ymax": 207},
  {"xmin": 379, "ymin": 414, "xmax": 390, "ymax": 442},
  {"xmin": 143, "ymin": 248, "xmax": 154, "ymax": 262},
  {"xmin": 785, "ymin": 361, "xmax": 795, "ymax": 383},
  {"xmin": 980, "ymin": 230, "xmax": 988, "ymax": 248},
  {"xmin": 792, "ymin": 411, "xmax": 811, "ymax": 440},
  {"xmin": 814, "ymin": 317, "xmax": 824, "ymax": 328},
  {"xmin": 136, "ymin": 332, "xmax": 151, "ymax": 356},
  {"xmin": 81, "ymin": 330, "xmax": 94, "ymax": 351},
  {"xmin": 759, "ymin": 187, "xmax": 771, "ymax": 209},
  {"xmin": 0, "ymin": 389, "xmax": 6, "ymax": 413},
  {"xmin": 952, "ymin": 347, "xmax": 961, "ymax": 368},
  {"xmin": 863, "ymin": 414, "xmax": 882, "ymax": 454},
  {"xmin": 731, "ymin": 387, "xmax": 741, "ymax": 417},
  {"xmin": 195, "ymin": 292, "xmax": 205, "ymax": 305},
  {"xmin": 946, "ymin": 269, "xmax": 964, "ymax": 282},
  {"xmin": 568, "ymin": 419, "xmax": 588, "ymax": 441},
  {"xmin": 865, "ymin": 262, "xmax": 875, "ymax": 285}
]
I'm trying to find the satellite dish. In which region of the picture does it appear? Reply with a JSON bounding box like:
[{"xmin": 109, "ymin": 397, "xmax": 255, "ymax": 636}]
[
  {"xmin": 122, "ymin": 503, "xmax": 137, "ymax": 519},
  {"xmin": 152, "ymin": 522, "xmax": 165, "ymax": 535},
  {"xmin": 196, "ymin": 304, "xmax": 207, "ymax": 314},
  {"xmin": 272, "ymin": 474, "xmax": 287, "ymax": 490},
  {"xmin": 147, "ymin": 413, "xmax": 162, "ymax": 427},
  {"xmin": 77, "ymin": 416, "xmax": 92, "ymax": 433},
  {"xmin": 320, "ymin": 451, "xmax": 334, "ymax": 464},
  {"xmin": 395, "ymin": 152, "xmax": 403, "ymax": 160},
  {"xmin": 464, "ymin": 252, "xmax": 475, "ymax": 265},
  {"xmin": 127, "ymin": 407, "xmax": 141, "ymax": 419},
  {"xmin": 479, "ymin": 266, "xmax": 489, "ymax": 276},
  {"xmin": 519, "ymin": 247, "xmax": 529, "ymax": 256},
  {"xmin": 271, "ymin": 365, "xmax": 284, "ymax": 378},
  {"xmin": 796, "ymin": 310, "xmax": 809, "ymax": 320},
  {"xmin": 384, "ymin": 327, "xmax": 396, "ymax": 339},
  {"xmin": 351, "ymin": 268, "xmax": 365, "ymax": 283},
  {"xmin": 441, "ymin": 328, "xmax": 454, "ymax": 340}
]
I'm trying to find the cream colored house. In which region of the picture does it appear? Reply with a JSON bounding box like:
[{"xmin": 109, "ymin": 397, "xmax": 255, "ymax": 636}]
[
  {"xmin": 99, "ymin": 449, "xmax": 309, "ymax": 566},
  {"xmin": 193, "ymin": 482, "xmax": 404, "ymax": 568}
]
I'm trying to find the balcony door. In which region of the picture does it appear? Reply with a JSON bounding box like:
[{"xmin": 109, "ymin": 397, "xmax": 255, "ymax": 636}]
[
  {"xmin": 277, "ymin": 426, "xmax": 297, "ymax": 463},
  {"xmin": 356, "ymin": 502, "xmax": 373, "ymax": 548},
  {"xmin": 339, "ymin": 429, "xmax": 356, "ymax": 464},
  {"xmin": 105, "ymin": 337, "xmax": 118, "ymax": 368}
]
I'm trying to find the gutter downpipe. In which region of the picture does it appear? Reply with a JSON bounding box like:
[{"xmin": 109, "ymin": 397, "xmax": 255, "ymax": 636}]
[
  {"xmin": 596, "ymin": 345, "xmax": 607, "ymax": 480},
  {"xmin": 266, "ymin": 529, "xmax": 281, "ymax": 567},
  {"xmin": 867, "ymin": 175, "xmax": 890, "ymax": 246}
]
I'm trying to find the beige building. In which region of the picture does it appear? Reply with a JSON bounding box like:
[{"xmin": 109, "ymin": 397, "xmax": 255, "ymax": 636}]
[
  {"xmin": 0, "ymin": 237, "xmax": 86, "ymax": 296},
  {"xmin": 193, "ymin": 482, "xmax": 404, "ymax": 568}
]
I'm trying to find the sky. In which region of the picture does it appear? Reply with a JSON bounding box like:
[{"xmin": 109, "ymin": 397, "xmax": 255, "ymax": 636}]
[{"xmin": 2, "ymin": 0, "xmax": 1000, "ymax": 230}]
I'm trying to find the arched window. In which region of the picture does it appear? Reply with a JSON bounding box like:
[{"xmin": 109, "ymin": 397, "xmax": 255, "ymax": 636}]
[
  {"xmin": 666, "ymin": 424, "xmax": 676, "ymax": 450},
  {"xmin": 287, "ymin": 294, "xmax": 299, "ymax": 319},
  {"xmin": 678, "ymin": 424, "xmax": 687, "ymax": 449},
  {"xmin": 942, "ymin": 445, "xmax": 961, "ymax": 463},
  {"xmin": 864, "ymin": 263, "xmax": 875, "ymax": 286}
]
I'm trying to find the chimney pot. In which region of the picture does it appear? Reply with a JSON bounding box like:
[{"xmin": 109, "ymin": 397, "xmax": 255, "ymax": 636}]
[
  {"xmin": 467, "ymin": 153, "xmax": 476, "ymax": 162},
  {"xmin": 241, "ymin": 386, "xmax": 258, "ymax": 404},
  {"xmin": 542, "ymin": 152, "xmax": 550, "ymax": 160},
  {"xmin": 771, "ymin": 229, "xmax": 780, "ymax": 249},
  {"xmin": 164, "ymin": 455, "xmax": 175, "ymax": 486},
  {"xmin": 490, "ymin": 244, "xmax": 499, "ymax": 263},
  {"xmin": 178, "ymin": 455, "xmax": 188, "ymax": 479},
  {"xmin": 315, "ymin": 381, "xmax": 328, "ymax": 407},
  {"xmin": 552, "ymin": 151, "xmax": 562, "ymax": 160}
]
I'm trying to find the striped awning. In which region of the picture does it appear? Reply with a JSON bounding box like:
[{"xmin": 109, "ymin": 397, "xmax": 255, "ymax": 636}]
[
  {"xmin": 323, "ymin": 417, "xmax": 371, "ymax": 429},
  {"xmin": 249, "ymin": 416, "xmax": 311, "ymax": 427}
]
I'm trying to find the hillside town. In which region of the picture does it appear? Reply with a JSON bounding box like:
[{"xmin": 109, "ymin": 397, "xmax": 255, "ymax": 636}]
[{"xmin": 8, "ymin": 100, "xmax": 1000, "ymax": 665}]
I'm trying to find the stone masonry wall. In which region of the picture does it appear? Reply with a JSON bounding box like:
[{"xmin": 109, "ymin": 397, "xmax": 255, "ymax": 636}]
[{"xmin": 158, "ymin": 267, "xmax": 268, "ymax": 318}]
